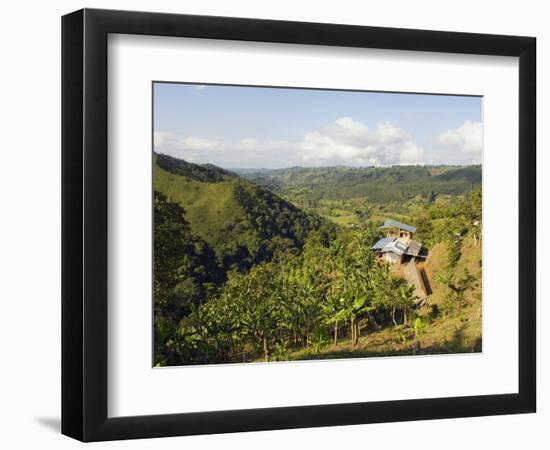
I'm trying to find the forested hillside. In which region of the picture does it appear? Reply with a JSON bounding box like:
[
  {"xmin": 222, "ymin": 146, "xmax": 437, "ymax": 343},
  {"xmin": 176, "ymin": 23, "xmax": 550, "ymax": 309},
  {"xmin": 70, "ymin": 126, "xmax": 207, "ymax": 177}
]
[
  {"xmin": 238, "ymin": 165, "xmax": 481, "ymax": 203},
  {"xmin": 153, "ymin": 153, "xmax": 482, "ymax": 366},
  {"xmin": 237, "ymin": 165, "xmax": 481, "ymax": 228},
  {"xmin": 154, "ymin": 153, "xmax": 324, "ymax": 271},
  {"xmin": 153, "ymin": 154, "xmax": 328, "ymax": 364}
]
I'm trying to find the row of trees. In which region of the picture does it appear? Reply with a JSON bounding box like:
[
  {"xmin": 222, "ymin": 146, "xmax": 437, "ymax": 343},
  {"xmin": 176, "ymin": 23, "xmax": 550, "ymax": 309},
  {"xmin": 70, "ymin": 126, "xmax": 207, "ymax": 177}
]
[{"xmin": 161, "ymin": 228, "xmax": 417, "ymax": 365}]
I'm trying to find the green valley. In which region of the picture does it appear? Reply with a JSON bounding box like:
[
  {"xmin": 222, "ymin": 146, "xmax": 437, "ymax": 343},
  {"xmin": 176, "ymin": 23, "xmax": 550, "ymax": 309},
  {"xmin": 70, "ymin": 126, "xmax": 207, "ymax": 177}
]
[{"xmin": 153, "ymin": 153, "xmax": 482, "ymax": 366}]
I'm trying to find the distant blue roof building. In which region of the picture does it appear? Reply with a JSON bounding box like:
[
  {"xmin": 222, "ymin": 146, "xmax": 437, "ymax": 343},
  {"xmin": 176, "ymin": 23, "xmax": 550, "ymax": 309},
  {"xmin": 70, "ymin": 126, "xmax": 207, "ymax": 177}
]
[{"xmin": 379, "ymin": 219, "xmax": 417, "ymax": 234}]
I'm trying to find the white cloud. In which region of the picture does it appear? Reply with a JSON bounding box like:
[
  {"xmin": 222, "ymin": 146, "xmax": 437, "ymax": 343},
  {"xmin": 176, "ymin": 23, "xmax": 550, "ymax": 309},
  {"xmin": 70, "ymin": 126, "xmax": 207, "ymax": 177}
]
[
  {"xmin": 194, "ymin": 85, "xmax": 206, "ymax": 90},
  {"xmin": 153, "ymin": 131, "xmax": 174, "ymax": 149},
  {"xmin": 436, "ymin": 120, "xmax": 483, "ymax": 156},
  {"xmin": 176, "ymin": 136, "xmax": 221, "ymax": 151},
  {"xmin": 155, "ymin": 118, "xmax": 429, "ymax": 168},
  {"xmin": 239, "ymin": 138, "xmax": 257, "ymax": 150},
  {"xmin": 300, "ymin": 117, "xmax": 424, "ymax": 166},
  {"xmin": 376, "ymin": 121, "xmax": 412, "ymax": 145}
]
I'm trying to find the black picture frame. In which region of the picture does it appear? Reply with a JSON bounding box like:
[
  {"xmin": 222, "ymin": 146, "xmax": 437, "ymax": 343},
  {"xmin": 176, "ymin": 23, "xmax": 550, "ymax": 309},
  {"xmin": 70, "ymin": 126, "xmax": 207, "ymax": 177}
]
[{"xmin": 61, "ymin": 8, "xmax": 536, "ymax": 442}]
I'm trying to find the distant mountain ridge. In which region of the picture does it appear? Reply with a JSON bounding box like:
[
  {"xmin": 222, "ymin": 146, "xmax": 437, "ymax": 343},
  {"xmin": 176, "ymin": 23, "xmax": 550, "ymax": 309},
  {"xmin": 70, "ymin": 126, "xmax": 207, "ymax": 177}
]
[{"xmin": 237, "ymin": 165, "xmax": 481, "ymax": 203}]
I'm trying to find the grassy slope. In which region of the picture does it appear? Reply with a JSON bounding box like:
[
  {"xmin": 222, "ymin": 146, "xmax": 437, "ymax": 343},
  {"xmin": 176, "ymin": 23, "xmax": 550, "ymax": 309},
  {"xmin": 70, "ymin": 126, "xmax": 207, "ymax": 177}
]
[
  {"xmin": 154, "ymin": 160, "xmax": 253, "ymax": 247},
  {"xmin": 287, "ymin": 235, "xmax": 482, "ymax": 361},
  {"xmin": 154, "ymin": 154, "xmax": 323, "ymax": 258}
]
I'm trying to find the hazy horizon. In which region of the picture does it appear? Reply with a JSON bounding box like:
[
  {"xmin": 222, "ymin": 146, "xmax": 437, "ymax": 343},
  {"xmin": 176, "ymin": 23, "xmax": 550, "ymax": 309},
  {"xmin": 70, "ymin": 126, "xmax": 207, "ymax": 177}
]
[{"xmin": 156, "ymin": 151, "xmax": 480, "ymax": 172}]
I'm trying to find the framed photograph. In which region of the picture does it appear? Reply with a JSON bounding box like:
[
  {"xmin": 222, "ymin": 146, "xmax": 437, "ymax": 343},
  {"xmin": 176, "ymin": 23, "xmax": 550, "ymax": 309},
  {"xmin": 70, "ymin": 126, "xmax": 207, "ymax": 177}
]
[{"xmin": 61, "ymin": 8, "xmax": 536, "ymax": 442}]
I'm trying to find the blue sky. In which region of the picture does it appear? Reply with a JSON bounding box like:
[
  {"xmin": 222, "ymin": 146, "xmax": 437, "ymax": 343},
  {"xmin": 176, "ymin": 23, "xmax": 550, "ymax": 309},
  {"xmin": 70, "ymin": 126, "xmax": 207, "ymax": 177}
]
[{"xmin": 154, "ymin": 82, "xmax": 482, "ymax": 169}]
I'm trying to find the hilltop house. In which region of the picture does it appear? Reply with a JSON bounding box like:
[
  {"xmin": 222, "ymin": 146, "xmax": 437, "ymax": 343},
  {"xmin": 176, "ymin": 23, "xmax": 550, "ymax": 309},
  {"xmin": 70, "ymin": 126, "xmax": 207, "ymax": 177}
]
[{"xmin": 372, "ymin": 219, "xmax": 425, "ymax": 265}]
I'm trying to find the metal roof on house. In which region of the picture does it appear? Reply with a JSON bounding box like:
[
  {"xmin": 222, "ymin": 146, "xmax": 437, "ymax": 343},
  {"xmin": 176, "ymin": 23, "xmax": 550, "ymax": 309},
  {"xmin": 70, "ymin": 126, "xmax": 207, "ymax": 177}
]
[
  {"xmin": 404, "ymin": 240, "xmax": 422, "ymax": 257},
  {"xmin": 380, "ymin": 219, "xmax": 417, "ymax": 233},
  {"xmin": 373, "ymin": 236, "xmax": 425, "ymax": 258},
  {"xmin": 381, "ymin": 239, "xmax": 408, "ymax": 256},
  {"xmin": 372, "ymin": 237, "xmax": 395, "ymax": 250}
]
